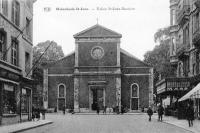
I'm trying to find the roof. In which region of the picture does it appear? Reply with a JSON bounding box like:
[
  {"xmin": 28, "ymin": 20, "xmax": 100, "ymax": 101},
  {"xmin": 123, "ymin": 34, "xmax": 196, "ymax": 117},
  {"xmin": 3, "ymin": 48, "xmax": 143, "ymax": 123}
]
[
  {"xmin": 73, "ymin": 24, "xmax": 122, "ymax": 38},
  {"xmin": 120, "ymin": 48, "xmax": 151, "ymax": 67}
]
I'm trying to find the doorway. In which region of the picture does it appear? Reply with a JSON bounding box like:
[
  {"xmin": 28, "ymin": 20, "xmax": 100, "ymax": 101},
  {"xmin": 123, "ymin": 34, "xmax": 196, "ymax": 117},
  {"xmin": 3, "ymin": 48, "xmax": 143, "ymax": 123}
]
[
  {"xmin": 89, "ymin": 86, "xmax": 105, "ymax": 111},
  {"xmin": 92, "ymin": 89, "xmax": 104, "ymax": 110}
]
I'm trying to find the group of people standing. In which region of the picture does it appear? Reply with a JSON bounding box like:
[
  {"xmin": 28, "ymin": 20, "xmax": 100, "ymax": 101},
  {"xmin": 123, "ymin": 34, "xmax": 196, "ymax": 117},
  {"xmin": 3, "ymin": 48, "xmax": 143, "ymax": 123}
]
[
  {"xmin": 147, "ymin": 104, "xmax": 164, "ymax": 122},
  {"xmin": 147, "ymin": 103, "xmax": 195, "ymax": 127}
]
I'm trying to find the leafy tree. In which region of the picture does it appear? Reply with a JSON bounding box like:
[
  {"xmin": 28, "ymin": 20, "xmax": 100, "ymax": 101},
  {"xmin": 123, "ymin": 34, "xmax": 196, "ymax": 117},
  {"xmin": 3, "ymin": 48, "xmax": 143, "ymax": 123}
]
[
  {"xmin": 31, "ymin": 41, "xmax": 64, "ymax": 108},
  {"xmin": 32, "ymin": 40, "xmax": 64, "ymax": 83},
  {"xmin": 144, "ymin": 27, "xmax": 176, "ymax": 94}
]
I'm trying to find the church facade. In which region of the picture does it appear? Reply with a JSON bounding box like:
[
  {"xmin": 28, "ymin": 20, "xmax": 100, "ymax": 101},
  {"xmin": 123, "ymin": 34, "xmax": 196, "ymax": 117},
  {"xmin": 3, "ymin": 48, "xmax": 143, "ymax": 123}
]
[{"xmin": 43, "ymin": 24, "xmax": 154, "ymax": 112}]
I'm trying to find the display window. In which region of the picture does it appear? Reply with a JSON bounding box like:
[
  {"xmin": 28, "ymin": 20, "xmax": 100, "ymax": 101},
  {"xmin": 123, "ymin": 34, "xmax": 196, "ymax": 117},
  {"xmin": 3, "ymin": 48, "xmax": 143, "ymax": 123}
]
[{"xmin": 3, "ymin": 84, "xmax": 17, "ymax": 114}]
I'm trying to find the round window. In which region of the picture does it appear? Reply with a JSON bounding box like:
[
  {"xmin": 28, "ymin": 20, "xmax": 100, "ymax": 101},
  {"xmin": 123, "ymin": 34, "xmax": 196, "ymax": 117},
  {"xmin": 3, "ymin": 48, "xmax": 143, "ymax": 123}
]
[{"xmin": 91, "ymin": 46, "xmax": 104, "ymax": 60}]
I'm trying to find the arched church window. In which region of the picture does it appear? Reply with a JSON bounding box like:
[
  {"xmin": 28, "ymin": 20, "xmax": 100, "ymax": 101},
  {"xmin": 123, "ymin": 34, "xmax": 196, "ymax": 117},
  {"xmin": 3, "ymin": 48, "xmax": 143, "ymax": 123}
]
[
  {"xmin": 131, "ymin": 83, "xmax": 139, "ymax": 98},
  {"xmin": 58, "ymin": 84, "xmax": 65, "ymax": 98}
]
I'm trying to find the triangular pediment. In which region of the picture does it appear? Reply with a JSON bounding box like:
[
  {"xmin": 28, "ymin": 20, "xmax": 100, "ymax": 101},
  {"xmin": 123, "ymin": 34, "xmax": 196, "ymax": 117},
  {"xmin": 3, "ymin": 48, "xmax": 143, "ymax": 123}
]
[{"xmin": 73, "ymin": 24, "xmax": 122, "ymax": 38}]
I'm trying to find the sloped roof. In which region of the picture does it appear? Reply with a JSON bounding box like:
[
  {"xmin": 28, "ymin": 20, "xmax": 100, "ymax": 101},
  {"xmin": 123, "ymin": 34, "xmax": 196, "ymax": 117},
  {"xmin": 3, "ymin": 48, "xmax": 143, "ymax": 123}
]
[
  {"xmin": 73, "ymin": 24, "xmax": 122, "ymax": 38},
  {"xmin": 120, "ymin": 48, "xmax": 151, "ymax": 67}
]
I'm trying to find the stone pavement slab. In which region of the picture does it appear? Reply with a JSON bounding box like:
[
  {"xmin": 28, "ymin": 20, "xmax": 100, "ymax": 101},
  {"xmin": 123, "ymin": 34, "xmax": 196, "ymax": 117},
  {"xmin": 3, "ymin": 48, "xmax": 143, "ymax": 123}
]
[
  {"xmin": 152, "ymin": 114, "xmax": 200, "ymax": 133},
  {"xmin": 0, "ymin": 120, "xmax": 53, "ymax": 133}
]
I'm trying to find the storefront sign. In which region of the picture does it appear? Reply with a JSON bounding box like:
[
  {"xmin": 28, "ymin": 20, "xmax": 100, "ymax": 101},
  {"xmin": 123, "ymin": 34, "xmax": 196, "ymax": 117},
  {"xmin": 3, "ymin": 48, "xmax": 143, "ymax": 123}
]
[{"xmin": 0, "ymin": 69, "xmax": 20, "ymax": 82}]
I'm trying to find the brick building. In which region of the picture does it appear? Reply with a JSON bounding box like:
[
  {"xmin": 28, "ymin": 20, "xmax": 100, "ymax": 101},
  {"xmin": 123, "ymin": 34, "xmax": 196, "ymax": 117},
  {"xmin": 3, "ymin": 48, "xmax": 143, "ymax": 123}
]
[
  {"xmin": 43, "ymin": 24, "xmax": 153, "ymax": 112},
  {"xmin": 0, "ymin": 0, "xmax": 35, "ymax": 125},
  {"xmin": 156, "ymin": 0, "xmax": 200, "ymax": 118}
]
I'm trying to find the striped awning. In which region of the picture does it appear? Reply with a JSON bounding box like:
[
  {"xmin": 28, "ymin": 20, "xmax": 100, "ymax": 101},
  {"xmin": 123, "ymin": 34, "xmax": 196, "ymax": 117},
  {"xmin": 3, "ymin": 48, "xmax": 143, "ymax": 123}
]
[{"xmin": 179, "ymin": 83, "xmax": 200, "ymax": 102}]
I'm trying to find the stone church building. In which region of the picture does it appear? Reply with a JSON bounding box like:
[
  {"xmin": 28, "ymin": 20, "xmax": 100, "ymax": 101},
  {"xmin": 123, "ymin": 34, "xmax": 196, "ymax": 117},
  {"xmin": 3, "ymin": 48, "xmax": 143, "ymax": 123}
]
[{"xmin": 43, "ymin": 24, "xmax": 153, "ymax": 112}]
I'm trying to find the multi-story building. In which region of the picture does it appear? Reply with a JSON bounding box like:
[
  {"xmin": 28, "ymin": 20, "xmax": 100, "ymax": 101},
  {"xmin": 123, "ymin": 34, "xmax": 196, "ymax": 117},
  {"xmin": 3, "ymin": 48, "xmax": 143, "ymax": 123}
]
[
  {"xmin": 0, "ymin": 0, "xmax": 36, "ymax": 125},
  {"xmin": 156, "ymin": 0, "xmax": 200, "ymax": 119}
]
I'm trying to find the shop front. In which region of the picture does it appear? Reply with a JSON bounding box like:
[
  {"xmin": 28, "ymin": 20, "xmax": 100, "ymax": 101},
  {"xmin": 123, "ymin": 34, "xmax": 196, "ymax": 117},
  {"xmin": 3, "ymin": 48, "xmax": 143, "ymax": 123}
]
[
  {"xmin": 156, "ymin": 77, "xmax": 190, "ymax": 119},
  {"xmin": 0, "ymin": 67, "xmax": 33, "ymax": 125}
]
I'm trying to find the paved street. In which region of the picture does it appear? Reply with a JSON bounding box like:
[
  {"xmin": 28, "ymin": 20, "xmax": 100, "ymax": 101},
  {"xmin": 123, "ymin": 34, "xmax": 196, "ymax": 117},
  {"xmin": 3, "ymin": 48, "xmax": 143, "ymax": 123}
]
[{"xmin": 20, "ymin": 113, "xmax": 192, "ymax": 133}]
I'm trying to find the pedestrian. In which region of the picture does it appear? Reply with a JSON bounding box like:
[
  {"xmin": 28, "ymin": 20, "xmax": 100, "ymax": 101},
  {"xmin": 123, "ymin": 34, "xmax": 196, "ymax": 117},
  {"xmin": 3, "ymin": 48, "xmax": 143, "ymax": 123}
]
[
  {"xmin": 103, "ymin": 106, "xmax": 107, "ymax": 114},
  {"xmin": 96, "ymin": 104, "xmax": 100, "ymax": 115},
  {"xmin": 186, "ymin": 104, "xmax": 194, "ymax": 127},
  {"xmin": 157, "ymin": 104, "xmax": 164, "ymax": 121},
  {"xmin": 32, "ymin": 106, "xmax": 36, "ymax": 121},
  {"xmin": 62, "ymin": 105, "xmax": 66, "ymax": 115},
  {"xmin": 147, "ymin": 106, "xmax": 153, "ymax": 121},
  {"xmin": 36, "ymin": 107, "xmax": 40, "ymax": 121}
]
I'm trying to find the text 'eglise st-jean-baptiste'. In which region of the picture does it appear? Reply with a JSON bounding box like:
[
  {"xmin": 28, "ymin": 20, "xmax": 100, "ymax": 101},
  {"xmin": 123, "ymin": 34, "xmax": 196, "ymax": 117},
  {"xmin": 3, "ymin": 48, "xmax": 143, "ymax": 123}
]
[{"xmin": 55, "ymin": 7, "xmax": 135, "ymax": 11}]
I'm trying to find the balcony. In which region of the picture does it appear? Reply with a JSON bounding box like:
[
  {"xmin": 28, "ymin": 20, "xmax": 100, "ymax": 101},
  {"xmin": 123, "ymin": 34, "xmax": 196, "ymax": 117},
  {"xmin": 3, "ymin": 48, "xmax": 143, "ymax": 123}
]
[
  {"xmin": 170, "ymin": 25, "xmax": 179, "ymax": 34},
  {"xmin": 156, "ymin": 77, "xmax": 190, "ymax": 95},
  {"xmin": 176, "ymin": 5, "xmax": 190, "ymax": 27},
  {"xmin": 193, "ymin": 28, "xmax": 200, "ymax": 47},
  {"xmin": 176, "ymin": 44, "xmax": 189, "ymax": 59}
]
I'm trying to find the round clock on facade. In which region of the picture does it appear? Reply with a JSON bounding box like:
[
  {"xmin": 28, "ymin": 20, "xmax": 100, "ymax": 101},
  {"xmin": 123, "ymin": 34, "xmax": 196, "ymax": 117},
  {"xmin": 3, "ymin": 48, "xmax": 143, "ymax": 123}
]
[{"xmin": 91, "ymin": 46, "xmax": 104, "ymax": 60}]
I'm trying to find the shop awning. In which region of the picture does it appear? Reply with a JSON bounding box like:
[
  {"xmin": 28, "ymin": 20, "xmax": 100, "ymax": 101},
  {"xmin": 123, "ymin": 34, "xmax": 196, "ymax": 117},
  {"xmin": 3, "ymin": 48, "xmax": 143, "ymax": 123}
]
[
  {"xmin": 179, "ymin": 83, "xmax": 200, "ymax": 102},
  {"xmin": 156, "ymin": 77, "xmax": 190, "ymax": 95}
]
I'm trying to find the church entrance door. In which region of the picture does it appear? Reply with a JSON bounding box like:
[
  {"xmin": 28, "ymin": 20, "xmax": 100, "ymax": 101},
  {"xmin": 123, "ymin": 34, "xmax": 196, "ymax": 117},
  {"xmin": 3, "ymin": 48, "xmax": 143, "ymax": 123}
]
[
  {"xmin": 58, "ymin": 98, "xmax": 65, "ymax": 110},
  {"xmin": 92, "ymin": 89, "xmax": 104, "ymax": 110}
]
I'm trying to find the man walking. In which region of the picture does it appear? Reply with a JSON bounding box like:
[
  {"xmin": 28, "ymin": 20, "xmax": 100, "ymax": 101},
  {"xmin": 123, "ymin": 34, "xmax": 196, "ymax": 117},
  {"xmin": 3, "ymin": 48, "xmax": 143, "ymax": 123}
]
[
  {"xmin": 186, "ymin": 104, "xmax": 194, "ymax": 127},
  {"xmin": 147, "ymin": 106, "xmax": 153, "ymax": 121},
  {"xmin": 157, "ymin": 104, "xmax": 164, "ymax": 121}
]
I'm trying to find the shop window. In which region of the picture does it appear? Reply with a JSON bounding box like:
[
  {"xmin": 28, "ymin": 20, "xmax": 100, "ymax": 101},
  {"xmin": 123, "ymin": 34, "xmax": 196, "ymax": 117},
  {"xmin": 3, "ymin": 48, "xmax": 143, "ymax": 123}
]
[
  {"xmin": 3, "ymin": 84, "xmax": 16, "ymax": 114},
  {"xmin": 21, "ymin": 88, "xmax": 31, "ymax": 113},
  {"xmin": 58, "ymin": 84, "xmax": 65, "ymax": 98},
  {"xmin": 2, "ymin": 0, "xmax": 8, "ymax": 16},
  {"xmin": 0, "ymin": 31, "xmax": 6, "ymax": 60},
  {"xmin": 11, "ymin": 38, "xmax": 18, "ymax": 66},
  {"xmin": 12, "ymin": 0, "xmax": 20, "ymax": 26}
]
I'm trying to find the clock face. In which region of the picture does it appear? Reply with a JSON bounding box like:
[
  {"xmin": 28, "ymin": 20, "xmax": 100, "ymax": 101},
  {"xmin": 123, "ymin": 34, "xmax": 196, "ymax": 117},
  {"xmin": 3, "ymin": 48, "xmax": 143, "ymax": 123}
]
[{"xmin": 91, "ymin": 46, "xmax": 104, "ymax": 60}]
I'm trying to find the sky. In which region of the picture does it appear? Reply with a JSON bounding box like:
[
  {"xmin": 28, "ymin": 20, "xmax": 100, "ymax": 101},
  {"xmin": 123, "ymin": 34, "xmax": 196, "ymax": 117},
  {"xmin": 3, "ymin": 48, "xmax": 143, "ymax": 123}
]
[{"xmin": 33, "ymin": 0, "xmax": 170, "ymax": 60}]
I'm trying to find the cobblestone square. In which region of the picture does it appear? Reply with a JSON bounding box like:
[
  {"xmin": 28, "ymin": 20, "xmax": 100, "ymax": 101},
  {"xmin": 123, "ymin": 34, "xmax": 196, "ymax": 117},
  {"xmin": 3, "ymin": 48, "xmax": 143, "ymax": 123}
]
[{"xmin": 21, "ymin": 114, "xmax": 192, "ymax": 133}]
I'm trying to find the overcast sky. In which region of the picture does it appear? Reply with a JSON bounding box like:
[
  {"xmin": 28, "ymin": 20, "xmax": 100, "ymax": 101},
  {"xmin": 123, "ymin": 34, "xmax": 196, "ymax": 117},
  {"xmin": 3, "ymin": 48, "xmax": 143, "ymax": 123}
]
[{"xmin": 33, "ymin": 0, "xmax": 170, "ymax": 60}]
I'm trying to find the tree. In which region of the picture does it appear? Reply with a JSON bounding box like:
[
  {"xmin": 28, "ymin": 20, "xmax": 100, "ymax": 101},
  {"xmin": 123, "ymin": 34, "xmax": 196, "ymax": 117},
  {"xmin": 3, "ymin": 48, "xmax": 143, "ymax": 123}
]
[
  {"xmin": 32, "ymin": 41, "xmax": 64, "ymax": 108},
  {"xmin": 144, "ymin": 27, "xmax": 176, "ymax": 94},
  {"xmin": 32, "ymin": 40, "xmax": 64, "ymax": 82}
]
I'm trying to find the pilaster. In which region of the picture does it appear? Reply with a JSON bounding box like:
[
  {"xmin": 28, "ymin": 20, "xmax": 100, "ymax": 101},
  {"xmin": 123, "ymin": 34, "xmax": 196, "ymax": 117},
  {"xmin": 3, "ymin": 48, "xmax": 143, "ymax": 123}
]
[
  {"xmin": 75, "ymin": 42, "xmax": 78, "ymax": 67},
  {"xmin": 74, "ymin": 77, "xmax": 79, "ymax": 112},
  {"xmin": 117, "ymin": 41, "xmax": 120, "ymax": 66},
  {"xmin": 116, "ymin": 77, "xmax": 121, "ymax": 112},
  {"xmin": 43, "ymin": 68, "xmax": 48, "ymax": 109},
  {"xmin": 149, "ymin": 68, "xmax": 154, "ymax": 106}
]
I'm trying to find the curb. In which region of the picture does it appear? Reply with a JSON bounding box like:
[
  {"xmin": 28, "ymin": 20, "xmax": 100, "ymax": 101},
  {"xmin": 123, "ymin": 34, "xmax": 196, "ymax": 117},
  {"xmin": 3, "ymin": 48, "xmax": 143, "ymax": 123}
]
[
  {"xmin": 162, "ymin": 121, "xmax": 195, "ymax": 133},
  {"xmin": 12, "ymin": 121, "xmax": 53, "ymax": 133},
  {"xmin": 151, "ymin": 117, "xmax": 195, "ymax": 133}
]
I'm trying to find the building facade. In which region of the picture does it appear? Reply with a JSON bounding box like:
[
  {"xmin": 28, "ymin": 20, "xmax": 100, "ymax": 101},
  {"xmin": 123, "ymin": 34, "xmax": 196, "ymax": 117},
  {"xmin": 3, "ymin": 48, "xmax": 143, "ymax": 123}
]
[
  {"xmin": 43, "ymin": 24, "xmax": 154, "ymax": 113},
  {"xmin": 156, "ymin": 0, "xmax": 200, "ymax": 118},
  {"xmin": 0, "ymin": 0, "xmax": 35, "ymax": 125}
]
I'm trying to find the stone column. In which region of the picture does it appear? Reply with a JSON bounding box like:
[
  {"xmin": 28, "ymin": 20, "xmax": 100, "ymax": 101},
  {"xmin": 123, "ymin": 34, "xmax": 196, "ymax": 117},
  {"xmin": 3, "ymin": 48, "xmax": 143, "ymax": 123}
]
[
  {"xmin": 43, "ymin": 69, "xmax": 48, "ymax": 109},
  {"xmin": 74, "ymin": 78, "xmax": 79, "ymax": 112},
  {"xmin": 75, "ymin": 42, "xmax": 79, "ymax": 67},
  {"xmin": 116, "ymin": 77, "xmax": 121, "ymax": 112},
  {"xmin": 149, "ymin": 68, "xmax": 154, "ymax": 106},
  {"xmin": 117, "ymin": 42, "xmax": 120, "ymax": 66}
]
